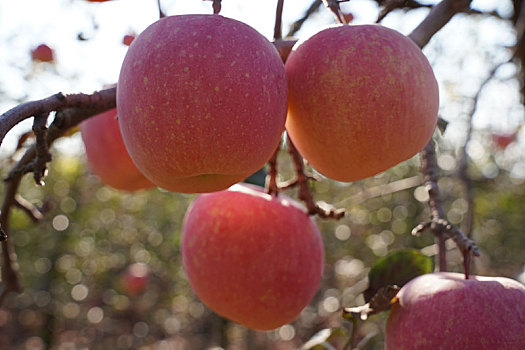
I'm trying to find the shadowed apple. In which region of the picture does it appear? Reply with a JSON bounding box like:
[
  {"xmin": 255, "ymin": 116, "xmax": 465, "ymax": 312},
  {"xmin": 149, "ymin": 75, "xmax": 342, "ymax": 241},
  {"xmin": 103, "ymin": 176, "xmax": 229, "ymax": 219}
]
[{"xmin": 181, "ymin": 184, "xmax": 324, "ymax": 330}]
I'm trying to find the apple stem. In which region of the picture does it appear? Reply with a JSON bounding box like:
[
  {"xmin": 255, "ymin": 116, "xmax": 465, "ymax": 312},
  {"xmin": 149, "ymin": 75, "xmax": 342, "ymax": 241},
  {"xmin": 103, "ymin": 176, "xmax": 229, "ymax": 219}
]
[
  {"xmin": 265, "ymin": 141, "xmax": 281, "ymax": 196},
  {"xmin": 157, "ymin": 0, "xmax": 166, "ymax": 18},
  {"xmin": 212, "ymin": 0, "xmax": 222, "ymax": 15},
  {"xmin": 274, "ymin": 0, "xmax": 284, "ymax": 40}
]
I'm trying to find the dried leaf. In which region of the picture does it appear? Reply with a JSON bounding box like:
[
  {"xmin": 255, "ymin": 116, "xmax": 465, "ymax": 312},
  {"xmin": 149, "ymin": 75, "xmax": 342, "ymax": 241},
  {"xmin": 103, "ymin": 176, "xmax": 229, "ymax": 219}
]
[{"xmin": 343, "ymin": 285, "xmax": 400, "ymax": 321}]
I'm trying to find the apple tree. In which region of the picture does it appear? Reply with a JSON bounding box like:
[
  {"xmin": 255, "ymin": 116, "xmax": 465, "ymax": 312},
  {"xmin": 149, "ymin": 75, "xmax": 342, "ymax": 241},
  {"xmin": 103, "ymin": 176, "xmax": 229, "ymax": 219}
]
[{"xmin": 0, "ymin": 0, "xmax": 524, "ymax": 349}]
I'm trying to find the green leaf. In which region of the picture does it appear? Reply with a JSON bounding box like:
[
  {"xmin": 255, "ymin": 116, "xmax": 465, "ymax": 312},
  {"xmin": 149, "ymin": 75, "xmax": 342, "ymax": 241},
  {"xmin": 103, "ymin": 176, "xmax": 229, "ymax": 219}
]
[
  {"xmin": 364, "ymin": 249, "xmax": 432, "ymax": 302},
  {"xmin": 243, "ymin": 167, "xmax": 267, "ymax": 187}
]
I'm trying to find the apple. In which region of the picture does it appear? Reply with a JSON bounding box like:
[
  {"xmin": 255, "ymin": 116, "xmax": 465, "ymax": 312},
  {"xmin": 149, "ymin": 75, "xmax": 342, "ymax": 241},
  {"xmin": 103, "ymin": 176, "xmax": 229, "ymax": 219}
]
[
  {"xmin": 122, "ymin": 34, "xmax": 135, "ymax": 46},
  {"xmin": 386, "ymin": 272, "xmax": 525, "ymax": 349},
  {"xmin": 31, "ymin": 43, "xmax": 54, "ymax": 62},
  {"xmin": 285, "ymin": 24, "xmax": 439, "ymax": 182},
  {"xmin": 117, "ymin": 15, "xmax": 287, "ymax": 193},
  {"xmin": 181, "ymin": 184, "xmax": 324, "ymax": 330},
  {"xmin": 491, "ymin": 132, "xmax": 516, "ymax": 150},
  {"xmin": 121, "ymin": 263, "xmax": 150, "ymax": 296},
  {"xmin": 80, "ymin": 103, "xmax": 154, "ymax": 191}
]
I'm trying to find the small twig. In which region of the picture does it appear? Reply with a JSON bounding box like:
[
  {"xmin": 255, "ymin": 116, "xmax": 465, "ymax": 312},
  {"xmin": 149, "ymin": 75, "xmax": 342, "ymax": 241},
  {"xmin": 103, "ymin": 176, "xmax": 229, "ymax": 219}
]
[
  {"xmin": 286, "ymin": 0, "xmax": 322, "ymax": 38},
  {"xmin": 408, "ymin": 0, "xmax": 472, "ymax": 48},
  {"xmin": 458, "ymin": 61, "xmax": 506, "ymax": 236},
  {"xmin": 274, "ymin": 0, "xmax": 285, "ymax": 40},
  {"xmin": 287, "ymin": 136, "xmax": 345, "ymax": 219},
  {"xmin": 335, "ymin": 175, "xmax": 423, "ymax": 207},
  {"xmin": 415, "ymin": 139, "xmax": 480, "ymax": 277},
  {"xmin": 322, "ymin": 0, "xmax": 348, "ymax": 24},
  {"xmin": 31, "ymin": 113, "xmax": 52, "ymax": 185},
  {"xmin": 376, "ymin": 0, "xmax": 433, "ymax": 23},
  {"xmin": 265, "ymin": 142, "xmax": 281, "ymax": 196},
  {"xmin": 157, "ymin": 0, "xmax": 166, "ymax": 18},
  {"xmin": 13, "ymin": 195, "xmax": 44, "ymax": 222}
]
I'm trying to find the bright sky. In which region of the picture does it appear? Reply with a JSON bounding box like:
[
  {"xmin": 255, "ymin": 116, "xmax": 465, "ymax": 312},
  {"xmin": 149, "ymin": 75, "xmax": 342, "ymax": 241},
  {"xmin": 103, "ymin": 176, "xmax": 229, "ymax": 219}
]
[{"xmin": 0, "ymin": 0, "xmax": 520, "ymax": 158}]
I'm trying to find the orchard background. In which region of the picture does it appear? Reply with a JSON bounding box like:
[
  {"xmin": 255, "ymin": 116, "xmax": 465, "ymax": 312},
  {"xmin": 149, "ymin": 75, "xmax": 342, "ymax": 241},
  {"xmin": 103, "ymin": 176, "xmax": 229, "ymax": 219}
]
[{"xmin": 0, "ymin": 0, "xmax": 524, "ymax": 349}]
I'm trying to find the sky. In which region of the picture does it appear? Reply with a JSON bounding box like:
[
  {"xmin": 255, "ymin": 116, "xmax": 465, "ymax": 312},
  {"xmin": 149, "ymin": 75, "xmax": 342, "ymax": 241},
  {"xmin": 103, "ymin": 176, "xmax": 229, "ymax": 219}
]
[{"xmin": 0, "ymin": 0, "xmax": 521, "ymax": 159}]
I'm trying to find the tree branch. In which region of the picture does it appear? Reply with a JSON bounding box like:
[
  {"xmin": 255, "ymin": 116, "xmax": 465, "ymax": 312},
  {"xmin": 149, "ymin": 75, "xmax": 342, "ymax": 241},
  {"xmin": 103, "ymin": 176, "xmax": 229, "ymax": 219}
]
[
  {"xmin": 286, "ymin": 136, "xmax": 345, "ymax": 219},
  {"xmin": 408, "ymin": 0, "xmax": 472, "ymax": 48},
  {"xmin": 0, "ymin": 87, "xmax": 116, "ymax": 155}
]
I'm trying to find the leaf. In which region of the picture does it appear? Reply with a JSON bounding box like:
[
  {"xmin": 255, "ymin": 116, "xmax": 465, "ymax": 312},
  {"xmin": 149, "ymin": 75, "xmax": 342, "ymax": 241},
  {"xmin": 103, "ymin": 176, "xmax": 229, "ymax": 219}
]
[
  {"xmin": 343, "ymin": 285, "xmax": 400, "ymax": 321},
  {"xmin": 301, "ymin": 328, "xmax": 348, "ymax": 350},
  {"xmin": 243, "ymin": 167, "xmax": 267, "ymax": 187},
  {"xmin": 364, "ymin": 249, "xmax": 432, "ymax": 302}
]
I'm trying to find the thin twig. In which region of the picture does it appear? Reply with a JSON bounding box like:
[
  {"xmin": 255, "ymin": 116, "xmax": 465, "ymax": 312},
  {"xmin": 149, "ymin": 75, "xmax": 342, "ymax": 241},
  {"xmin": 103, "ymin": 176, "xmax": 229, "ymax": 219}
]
[
  {"xmin": 286, "ymin": 0, "xmax": 322, "ymax": 38},
  {"xmin": 287, "ymin": 136, "xmax": 345, "ymax": 219},
  {"xmin": 265, "ymin": 142, "xmax": 281, "ymax": 196},
  {"xmin": 157, "ymin": 0, "xmax": 166, "ymax": 18},
  {"xmin": 376, "ymin": 0, "xmax": 432, "ymax": 23},
  {"xmin": 14, "ymin": 195, "xmax": 44, "ymax": 222},
  {"xmin": 322, "ymin": 0, "xmax": 348, "ymax": 24},
  {"xmin": 274, "ymin": 0, "xmax": 285, "ymax": 40},
  {"xmin": 31, "ymin": 113, "xmax": 52, "ymax": 185},
  {"xmin": 414, "ymin": 139, "xmax": 480, "ymax": 277},
  {"xmin": 408, "ymin": 0, "xmax": 472, "ymax": 48},
  {"xmin": 458, "ymin": 61, "xmax": 506, "ymax": 236}
]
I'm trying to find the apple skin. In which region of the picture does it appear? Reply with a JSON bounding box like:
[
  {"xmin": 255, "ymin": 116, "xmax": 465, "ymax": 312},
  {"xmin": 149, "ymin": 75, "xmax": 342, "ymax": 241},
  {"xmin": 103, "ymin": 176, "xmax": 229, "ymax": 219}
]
[
  {"xmin": 117, "ymin": 15, "xmax": 287, "ymax": 193},
  {"xmin": 80, "ymin": 107, "xmax": 154, "ymax": 191},
  {"xmin": 181, "ymin": 184, "xmax": 324, "ymax": 330},
  {"xmin": 285, "ymin": 24, "xmax": 439, "ymax": 182},
  {"xmin": 31, "ymin": 44, "xmax": 54, "ymax": 62},
  {"xmin": 385, "ymin": 272, "xmax": 525, "ymax": 349}
]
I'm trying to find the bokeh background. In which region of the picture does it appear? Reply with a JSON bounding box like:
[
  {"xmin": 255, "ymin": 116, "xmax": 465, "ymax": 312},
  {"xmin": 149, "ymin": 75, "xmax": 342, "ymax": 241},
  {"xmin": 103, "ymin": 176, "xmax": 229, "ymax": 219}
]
[{"xmin": 0, "ymin": 0, "xmax": 524, "ymax": 349}]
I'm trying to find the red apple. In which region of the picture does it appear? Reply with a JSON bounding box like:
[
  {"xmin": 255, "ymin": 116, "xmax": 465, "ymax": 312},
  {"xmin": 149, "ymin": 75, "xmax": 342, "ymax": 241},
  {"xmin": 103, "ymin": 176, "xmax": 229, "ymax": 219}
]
[
  {"xmin": 491, "ymin": 133, "xmax": 516, "ymax": 150},
  {"xmin": 117, "ymin": 15, "xmax": 287, "ymax": 193},
  {"xmin": 122, "ymin": 263, "xmax": 150, "ymax": 296},
  {"xmin": 80, "ymin": 103, "xmax": 154, "ymax": 191},
  {"xmin": 181, "ymin": 184, "xmax": 324, "ymax": 330},
  {"xmin": 122, "ymin": 34, "xmax": 135, "ymax": 46},
  {"xmin": 285, "ymin": 25, "xmax": 439, "ymax": 182},
  {"xmin": 386, "ymin": 272, "xmax": 525, "ymax": 349},
  {"xmin": 31, "ymin": 44, "xmax": 54, "ymax": 62}
]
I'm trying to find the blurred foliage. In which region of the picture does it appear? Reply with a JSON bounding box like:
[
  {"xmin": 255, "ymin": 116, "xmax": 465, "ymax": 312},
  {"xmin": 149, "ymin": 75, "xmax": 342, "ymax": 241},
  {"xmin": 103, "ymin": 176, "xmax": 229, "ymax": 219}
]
[{"xmin": 0, "ymin": 130, "xmax": 524, "ymax": 349}]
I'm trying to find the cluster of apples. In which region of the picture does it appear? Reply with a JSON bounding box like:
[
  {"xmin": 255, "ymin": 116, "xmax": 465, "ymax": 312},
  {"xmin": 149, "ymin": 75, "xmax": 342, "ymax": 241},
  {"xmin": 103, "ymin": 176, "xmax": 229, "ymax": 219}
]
[{"xmin": 77, "ymin": 14, "xmax": 525, "ymax": 340}]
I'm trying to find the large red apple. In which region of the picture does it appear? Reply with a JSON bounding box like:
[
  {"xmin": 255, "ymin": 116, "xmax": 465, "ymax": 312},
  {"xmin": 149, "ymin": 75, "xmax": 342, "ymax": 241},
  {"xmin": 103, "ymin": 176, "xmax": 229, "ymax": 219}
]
[
  {"xmin": 285, "ymin": 24, "xmax": 439, "ymax": 182},
  {"xmin": 117, "ymin": 15, "xmax": 287, "ymax": 193},
  {"xmin": 181, "ymin": 184, "xmax": 324, "ymax": 330},
  {"xmin": 80, "ymin": 106, "xmax": 154, "ymax": 191},
  {"xmin": 386, "ymin": 272, "xmax": 525, "ymax": 349}
]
